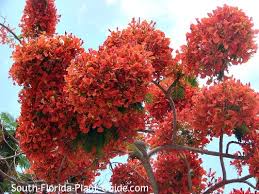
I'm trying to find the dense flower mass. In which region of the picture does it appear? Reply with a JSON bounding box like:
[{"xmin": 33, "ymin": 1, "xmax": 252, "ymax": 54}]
[
  {"xmin": 10, "ymin": 35, "xmax": 83, "ymax": 87},
  {"xmin": 10, "ymin": 34, "xmax": 102, "ymax": 183},
  {"xmin": 110, "ymin": 160, "xmax": 151, "ymax": 194},
  {"xmin": 182, "ymin": 5, "xmax": 258, "ymax": 79},
  {"xmin": 188, "ymin": 78, "xmax": 258, "ymax": 140},
  {"xmin": 145, "ymin": 75, "xmax": 198, "ymax": 121},
  {"xmin": 29, "ymin": 147, "xmax": 98, "ymax": 184},
  {"xmin": 20, "ymin": 0, "xmax": 59, "ymax": 37},
  {"xmin": 153, "ymin": 151, "xmax": 206, "ymax": 194},
  {"xmin": 147, "ymin": 113, "xmax": 208, "ymax": 148},
  {"xmin": 3, "ymin": 0, "xmax": 259, "ymax": 192},
  {"xmin": 103, "ymin": 18, "xmax": 174, "ymax": 80},
  {"xmin": 65, "ymin": 44, "xmax": 152, "ymax": 140},
  {"xmin": 11, "ymin": 35, "xmax": 83, "ymax": 155}
]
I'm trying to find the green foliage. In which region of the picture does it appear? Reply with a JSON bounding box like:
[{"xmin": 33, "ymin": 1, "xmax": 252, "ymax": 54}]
[
  {"xmin": 118, "ymin": 102, "xmax": 144, "ymax": 113},
  {"xmin": 17, "ymin": 155, "xmax": 30, "ymax": 169},
  {"xmin": 171, "ymin": 85, "xmax": 185, "ymax": 100},
  {"xmin": 234, "ymin": 123, "xmax": 249, "ymax": 142},
  {"xmin": 185, "ymin": 76, "xmax": 198, "ymax": 87},
  {"xmin": 0, "ymin": 112, "xmax": 17, "ymax": 132},
  {"xmin": 72, "ymin": 126, "xmax": 119, "ymax": 156},
  {"xmin": 145, "ymin": 93, "xmax": 153, "ymax": 104}
]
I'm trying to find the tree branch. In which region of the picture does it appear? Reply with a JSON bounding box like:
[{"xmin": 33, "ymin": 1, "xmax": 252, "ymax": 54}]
[
  {"xmin": 181, "ymin": 154, "xmax": 193, "ymax": 193},
  {"xmin": 148, "ymin": 144, "xmax": 248, "ymax": 160},
  {"xmin": 132, "ymin": 141, "xmax": 158, "ymax": 194},
  {"xmin": 226, "ymin": 141, "xmax": 249, "ymax": 154},
  {"xmin": 0, "ymin": 152, "xmax": 22, "ymax": 160},
  {"xmin": 219, "ymin": 135, "xmax": 226, "ymax": 180},
  {"xmin": 203, "ymin": 175, "xmax": 254, "ymax": 194},
  {"xmin": 151, "ymin": 80, "xmax": 177, "ymax": 141}
]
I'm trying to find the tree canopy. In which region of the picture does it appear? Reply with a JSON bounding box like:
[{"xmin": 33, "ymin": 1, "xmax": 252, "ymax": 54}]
[{"xmin": 0, "ymin": 0, "xmax": 258, "ymax": 193}]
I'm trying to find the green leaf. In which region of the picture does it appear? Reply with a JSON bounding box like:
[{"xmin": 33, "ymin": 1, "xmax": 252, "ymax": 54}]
[
  {"xmin": 144, "ymin": 93, "xmax": 153, "ymax": 104},
  {"xmin": 17, "ymin": 155, "xmax": 30, "ymax": 169},
  {"xmin": 171, "ymin": 85, "xmax": 185, "ymax": 100},
  {"xmin": 234, "ymin": 123, "xmax": 249, "ymax": 142},
  {"xmin": 0, "ymin": 112, "xmax": 17, "ymax": 131},
  {"xmin": 73, "ymin": 126, "xmax": 119, "ymax": 154},
  {"xmin": 184, "ymin": 76, "xmax": 198, "ymax": 87}
]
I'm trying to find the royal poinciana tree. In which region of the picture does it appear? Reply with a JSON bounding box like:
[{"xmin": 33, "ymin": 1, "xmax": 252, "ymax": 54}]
[{"xmin": 0, "ymin": 0, "xmax": 258, "ymax": 193}]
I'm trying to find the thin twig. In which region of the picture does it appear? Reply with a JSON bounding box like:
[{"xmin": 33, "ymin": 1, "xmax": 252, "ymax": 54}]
[
  {"xmin": 0, "ymin": 152, "xmax": 22, "ymax": 160},
  {"xmin": 0, "ymin": 22, "xmax": 21, "ymax": 44},
  {"xmin": 226, "ymin": 141, "xmax": 249, "ymax": 154},
  {"xmin": 0, "ymin": 123, "xmax": 17, "ymax": 151},
  {"xmin": 0, "ymin": 168, "xmax": 24, "ymax": 185},
  {"xmin": 243, "ymin": 180, "xmax": 258, "ymax": 190},
  {"xmin": 57, "ymin": 156, "xmax": 66, "ymax": 183}
]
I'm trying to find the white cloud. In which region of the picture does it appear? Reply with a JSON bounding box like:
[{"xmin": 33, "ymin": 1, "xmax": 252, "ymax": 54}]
[{"xmin": 105, "ymin": 0, "xmax": 118, "ymax": 6}]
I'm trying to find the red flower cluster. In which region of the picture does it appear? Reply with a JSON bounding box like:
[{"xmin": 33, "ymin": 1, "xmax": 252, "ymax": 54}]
[
  {"xmin": 103, "ymin": 18, "xmax": 174, "ymax": 80},
  {"xmin": 182, "ymin": 5, "xmax": 258, "ymax": 78},
  {"xmin": 10, "ymin": 35, "xmax": 101, "ymax": 183},
  {"xmin": 110, "ymin": 160, "xmax": 151, "ymax": 194},
  {"xmin": 145, "ymin": 76, "xmax": 198, "ymax": 121},
  {"xmin": 153, "ymin": 151, "xmax": 206, "ymax": 194},
  {"xmin": 10, "ymin": 35, "xmax": 83, "ymax": 87},
  {"xmin": 29, "ymin": 147, "xmax": 98, "ymax": 184},
  {"xmin": 188, "ymin": 79, "xmax": 258, "ymax": 140},
  {"xmin": 20, "ymin": 0, "xmax": 59, "ymax": 37},
  {"xmin": 65, "ymin": 44, "xmax": 152, "ymax": 144},
  {"xmin": 11, "ymin": 35, "xmax": 83, "ymax": 156},
  {"xmin": 246, "ymin": 131, "xmax": 259, "ymax": 180},
  {"xmin": 147, "ymin": 113, "xmax": 208, "ymax": 148}
]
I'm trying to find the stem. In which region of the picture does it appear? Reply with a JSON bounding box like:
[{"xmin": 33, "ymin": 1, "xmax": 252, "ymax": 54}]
[
  {"xmin": 57, "ymin": 156, "xmax": 66, "ymax": 183},
  {"xmin": 167, "ymin": 95, "xmax": 177, "ymax": 141},
  {"xmin": 181, "ymin": 156, "xmax": 193, "ymax": 193},
  {"xmin": 219, "ymin": 135, "xmax": 226, "ymax": 180},
  {"xmin": 151, "ymin": 80, "xmax": 177, "ymax": 141}
]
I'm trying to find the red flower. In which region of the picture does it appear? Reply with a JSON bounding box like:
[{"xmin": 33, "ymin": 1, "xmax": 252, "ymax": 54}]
[
  {"xmin": 20, "ymin": 0, "xmax": 59, "ymax": 37},
  {"xmin": 229, "ymin": 188, "xmax": 255, "ymax": 194}
]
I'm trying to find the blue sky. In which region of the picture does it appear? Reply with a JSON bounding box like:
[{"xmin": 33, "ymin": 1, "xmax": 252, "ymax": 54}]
[{"xmin": 0, "ymin": 0, "xmax": 259, "ymax": 193}]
